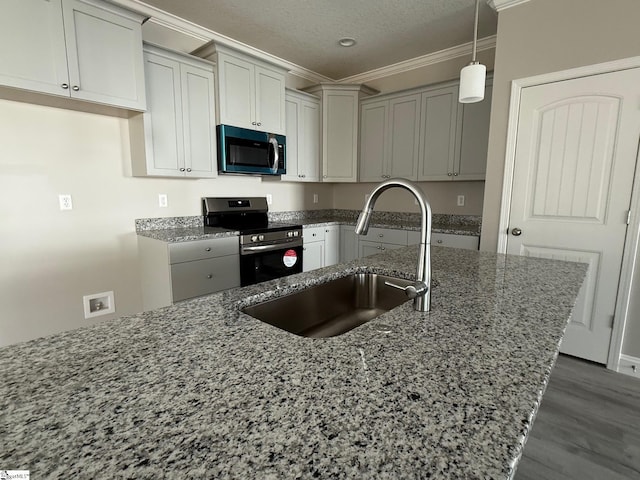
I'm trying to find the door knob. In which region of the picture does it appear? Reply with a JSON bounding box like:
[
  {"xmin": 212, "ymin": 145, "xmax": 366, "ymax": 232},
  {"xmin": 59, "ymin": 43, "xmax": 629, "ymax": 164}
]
[{"xmin": 511, "ymin": 227, "xmax": 522, "ymax": 236}]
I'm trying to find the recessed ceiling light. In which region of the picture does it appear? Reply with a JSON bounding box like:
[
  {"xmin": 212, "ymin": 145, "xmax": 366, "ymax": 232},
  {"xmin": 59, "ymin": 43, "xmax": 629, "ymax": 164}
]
[{"xmin": 338, "ymin": 37, "xmax": 356, "ymax": 47}]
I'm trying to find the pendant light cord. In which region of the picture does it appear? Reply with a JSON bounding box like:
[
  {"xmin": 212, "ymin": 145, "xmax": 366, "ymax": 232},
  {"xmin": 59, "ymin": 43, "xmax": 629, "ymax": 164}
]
[{"xmin": 472, "ymin": 0, "xmax": 479, "ymax": 63}]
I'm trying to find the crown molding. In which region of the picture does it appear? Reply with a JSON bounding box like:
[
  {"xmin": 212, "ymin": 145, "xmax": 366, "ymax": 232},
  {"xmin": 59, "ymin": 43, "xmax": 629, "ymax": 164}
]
[
  {"xmin": 486, "ymin": 0, "xmax": 531, "ymax": 12},
  {"xmin": 337, "ymin": 35, "xmax": 496, "ymax": 84},
  {"xmin": 108, "ymin": 0, "xmax": 332, "ymax": 84}
]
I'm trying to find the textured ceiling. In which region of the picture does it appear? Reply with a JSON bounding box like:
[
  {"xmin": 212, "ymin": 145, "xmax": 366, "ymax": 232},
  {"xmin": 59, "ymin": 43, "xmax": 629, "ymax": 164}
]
[{"xmin": 140, "ymin": 0, "xmax": 498, "ymax": 80}]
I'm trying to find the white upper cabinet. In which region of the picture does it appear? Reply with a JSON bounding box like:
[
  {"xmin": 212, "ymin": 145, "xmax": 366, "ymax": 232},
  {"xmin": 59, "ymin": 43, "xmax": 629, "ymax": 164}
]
[
  {"xmin": 304, "ymin": 84, "xmax": 377, "ymax": 183},
  {"xmin": 130, "ymin": 44, "xmax": 217, "ymax": 178},
  {"xmin": 418, "ymin": 84, "xmax": 461, "ymax": 181},
  {"xmin": 197, "ymin": 44, "xmax": 286, "ymax": 134},
  {"xmin": 283, "ymin": 89, "xmax": 321, "ymax": 182},
  {"xmin": 360, "ymin": 93, "xmax": 421, "ymax": 182},
  {"xmin": 0, "ymin": 0, "xmax": 146, "ymax": 110},
  {"xmin": 456, "ymin": 78, "xmax": 493, "ymax": 180},
  {"xmin": 418, "ymin": 78, "xmax": 493, "ymax": 181}
]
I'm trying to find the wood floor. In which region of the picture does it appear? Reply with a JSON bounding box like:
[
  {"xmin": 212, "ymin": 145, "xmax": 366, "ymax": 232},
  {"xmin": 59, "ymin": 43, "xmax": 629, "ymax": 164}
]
[{"xmin": 515, "ymin": 354, "xmax": 640, "ymax": 480}]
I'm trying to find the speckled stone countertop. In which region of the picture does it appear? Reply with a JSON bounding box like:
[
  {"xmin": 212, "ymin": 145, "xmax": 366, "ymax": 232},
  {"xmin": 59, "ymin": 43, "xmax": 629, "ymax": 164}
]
[
  {"xmin": 0, "ymin": 246, "xmax": 585, "ymax": 479},
  {"xmin": 135, "ymin": 210, "xmax": 480, "ymax": 243}
]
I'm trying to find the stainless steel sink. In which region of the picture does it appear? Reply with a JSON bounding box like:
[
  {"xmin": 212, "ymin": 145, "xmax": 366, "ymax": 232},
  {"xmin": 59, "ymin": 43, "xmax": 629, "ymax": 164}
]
[{"xmin": 241, "ymin": 273, "xmax": 413, "ymax": 338}]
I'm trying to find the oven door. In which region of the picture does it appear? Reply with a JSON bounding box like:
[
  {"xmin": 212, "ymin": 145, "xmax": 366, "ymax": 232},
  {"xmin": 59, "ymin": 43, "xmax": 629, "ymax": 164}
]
[{"xmin": 240, "ymin": 244, "xmax": 303, "ymax": 286}]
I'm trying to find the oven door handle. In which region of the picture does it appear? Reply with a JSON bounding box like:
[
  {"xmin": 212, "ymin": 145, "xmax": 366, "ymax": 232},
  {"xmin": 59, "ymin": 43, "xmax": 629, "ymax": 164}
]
[{"xmin": 242, "ymin": 242, "xmax": 301, "ymax": 254}]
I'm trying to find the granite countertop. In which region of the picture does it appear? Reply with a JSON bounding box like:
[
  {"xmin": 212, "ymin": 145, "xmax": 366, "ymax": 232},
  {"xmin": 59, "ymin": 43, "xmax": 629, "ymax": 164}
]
[
  {"xmin": 136, "ymin": 215, "xmax": 479, "ymax": 243},
  {"xmin": 0, "ymin": 246, "xmax": 586, "ymax": 479},
  {"xmin": 295, "ymin": 216, "xmax": 480, "ymax": 236}
]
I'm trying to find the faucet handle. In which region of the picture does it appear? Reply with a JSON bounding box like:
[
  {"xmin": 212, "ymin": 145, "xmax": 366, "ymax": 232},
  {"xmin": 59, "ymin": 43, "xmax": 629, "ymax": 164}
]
[{"xmin": 384, "ymin": 281, "xmax": 428, "ymax": 299}]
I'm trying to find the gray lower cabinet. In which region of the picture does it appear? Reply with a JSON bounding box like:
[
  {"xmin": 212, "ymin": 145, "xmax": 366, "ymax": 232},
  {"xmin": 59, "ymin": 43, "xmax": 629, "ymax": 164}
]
[
  {"xmin": 358, "ymin": 227, "xmax": 409, "ymax": 258},
  {"xmin": 138, "ymin": 235, "xmax": 240, "ymax": 311},
  {"xmin": 339, "ymin": 225, "xmax": 358, "ymax": 263},
  {"xmin": 408, "ymin": 231, "xmax": 479, "ymax": 250}
]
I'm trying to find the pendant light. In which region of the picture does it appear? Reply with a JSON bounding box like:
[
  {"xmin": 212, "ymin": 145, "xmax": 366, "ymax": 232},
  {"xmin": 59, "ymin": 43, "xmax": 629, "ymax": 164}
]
[{"xmin": 459, "ymin": 0, "xmax": 486, "ymax": 103}]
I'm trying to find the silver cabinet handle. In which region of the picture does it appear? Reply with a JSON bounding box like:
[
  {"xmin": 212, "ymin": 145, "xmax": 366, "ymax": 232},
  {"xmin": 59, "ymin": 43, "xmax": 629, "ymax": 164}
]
[
  {"xmin": 453, "ymin": 172, "xmax": 458, "ymax": 176},
  {"xmin": 257, "ymin": 122, "xmax": 261, "ymax": 126},
  {"xmin": 72, "ymin": 85, "xmax": 79, "ymax": 91},
  {"xmin": 206, "ymin": 274, "xmax": 213, "ymax": 279},
  {"xmin": 186, "ymin": 168, "xmax": 192, "ymax": 172},
  {"xmin": 381, "ymin": 247, "xmax": 386, "ymax": 250},
  {"xmin": 447, "ymin": 173, "xmax": 453, "ymax": 176},
  {"xmin": 179, "ymin": 167, "xmax": 185, "ymax": 172},
  {"xmin": 251, "ymin": 121, "xmax": 257, "ymax": 125},
  {"xmin": 511, "ymin": 227, "xmax": 522, "ymax": 236},
  {"xmin": 61, "ymin": 83, "xmax": 69, "ymax": 90},
  {"xmin": 437, "ymin": 239, "xmax": 443, "ymax": 244},
  {"xmin": 205, "ymin": 247, "xmax": 211, "ymax": 252}
]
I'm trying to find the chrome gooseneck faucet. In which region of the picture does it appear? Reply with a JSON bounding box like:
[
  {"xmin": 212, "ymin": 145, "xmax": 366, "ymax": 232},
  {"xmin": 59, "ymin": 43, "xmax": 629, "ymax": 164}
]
[{"xmin": 355, "ymin": 178, "xmax": 432, "ymax": 312}]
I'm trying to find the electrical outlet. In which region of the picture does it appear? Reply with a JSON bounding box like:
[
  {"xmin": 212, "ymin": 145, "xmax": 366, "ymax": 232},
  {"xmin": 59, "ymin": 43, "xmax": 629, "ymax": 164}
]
[
  {"xmin": 313, "ymin": 193, "xmax": 319, "ymax": 204},
  {"xmin": 158, "ymin": 194, "xmax": 168, "ymax": 208},
  {"xmin": 266, "ymin": 194, "xmax": 273, "ymax": 205},
  {"xmin": 58, "ymin": 194, "xmax": 73, "ymax": 211},
  {"xmin": 83, "ymin": 291, "xmax": 115, "ymax": 319},
  {"xmin": 457, "ymin": 195, "xmax": 465, "ymax": 207}
]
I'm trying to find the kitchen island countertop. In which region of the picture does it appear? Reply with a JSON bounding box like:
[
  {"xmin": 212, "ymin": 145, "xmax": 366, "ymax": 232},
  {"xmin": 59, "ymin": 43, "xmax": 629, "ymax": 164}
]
[{"xmin": 0, "ymin": 246, "xmax": 585, "ymax": 479}]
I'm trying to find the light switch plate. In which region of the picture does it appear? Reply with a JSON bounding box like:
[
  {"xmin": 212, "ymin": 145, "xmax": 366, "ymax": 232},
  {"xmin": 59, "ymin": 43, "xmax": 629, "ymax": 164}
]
[
  {"xmin": 59, "ymin": 194, "xmax": 73, "ymax": 210},
  {"xmin": 457, "ymin": 195, "xmax": 465, "ymax": 207}
]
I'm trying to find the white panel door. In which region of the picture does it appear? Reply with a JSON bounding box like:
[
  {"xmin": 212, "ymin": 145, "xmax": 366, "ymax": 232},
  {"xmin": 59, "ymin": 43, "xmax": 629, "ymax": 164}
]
[
  {"xmin": 418, "ymin": 85, "xmax": 460, "ymax": 181},
  {"xmin": 283, "ymin": 97, "xmax": 300, "ymax": 180},
  {"xmin": 0, "ymin": 0, "xmax": 69, "ymax": 96},
  {"xmin": 299, "ymin": 99, "xmax": 321, "ymax": 181},
  {"xmin": 181, "ymin": 64, "xmax": 216, "ymax": 178},
  {"xmin": 142, "ymin": 52, "xmax": 183, "ymax": 175},
  {"xmin": 507, "ymin": 68, "xmax": 640, "ymax": 364},
  {"xmin": 255, "ymin": 65, "xmax": 285, "ymax": 134},
  {"xmin": 388, "ymin": 94, "xmax": 421, "ymax": 180},
  {"xmin": 323, "ymin": 91, "xmax": 358, "ymax": 182},
  {"xmin": 217, "ymin": 53, "xmax": 254, "ymax": 129},
  {"xmin": 359, "ymin": 101, "xmax": 388, "ymax": 182},
  {"xmin": 62, "ymin": 0, "xmax": 145, "ymax": 109}
]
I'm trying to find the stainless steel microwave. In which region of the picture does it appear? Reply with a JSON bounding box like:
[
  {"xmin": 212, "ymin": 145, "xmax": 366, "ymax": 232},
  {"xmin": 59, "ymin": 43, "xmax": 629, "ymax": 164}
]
[{"xmin": 217, "ymin": 124, "xmax": 286, "ymax": 175}]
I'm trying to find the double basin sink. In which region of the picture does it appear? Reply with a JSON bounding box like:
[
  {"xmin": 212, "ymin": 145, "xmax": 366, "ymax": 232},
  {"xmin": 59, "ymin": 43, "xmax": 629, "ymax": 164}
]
[{"xmin": 242, "ymin": 273, "xmax": 413, "ymax": 338}]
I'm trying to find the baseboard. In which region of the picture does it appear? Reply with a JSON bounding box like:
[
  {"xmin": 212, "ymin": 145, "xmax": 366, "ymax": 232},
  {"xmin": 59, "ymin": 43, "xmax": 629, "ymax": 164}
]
[{"xmin": 617, "ymin": 354, "xmax": 640, "ymax": 379}]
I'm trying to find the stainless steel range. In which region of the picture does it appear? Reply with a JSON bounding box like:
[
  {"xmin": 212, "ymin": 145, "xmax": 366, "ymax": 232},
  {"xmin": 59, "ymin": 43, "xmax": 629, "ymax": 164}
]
[{"xmin": 202, "ymin": 197, "xmax": 303, "ymax": 286}]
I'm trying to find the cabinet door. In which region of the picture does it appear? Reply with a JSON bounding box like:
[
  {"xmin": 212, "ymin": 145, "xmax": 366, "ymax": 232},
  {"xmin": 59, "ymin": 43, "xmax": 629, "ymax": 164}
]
[
  {"xmin": 418, "ymin": 85, "xmax": 460, "ymax": 181},
  {"xmin": 303, "ymin": 241, "xmax": 324, "ymax": 272},
  {"xmin": 181, "ymin": 64, "xmax": 217, "ymax": 178},
  {"xmin": 340, "ymin": 225, "xmax": 358, "ymax": 263},
  {"xmin": 359, "ymin": 100, "xmax": 388, "ymax": 182},
  {"xmin": 171, "ymin": 254, "xmax": 240, "ymax": 302},
  {"xmin": 324, "ymin": 226, "xmax": 340, "ymax": 267},
  {"xmin": 283, "ymin": 97, "xmax": 300, "ymax": 180},
  {"xmin": 62, "ymin": 0, "xmax": 145, "ymax": 110},
  {"xmin": 217, "ymin": 52, "xmax": 254, "ymax": 129},
  {"xmin": 456, "ymin": 81, "xmax": 492, "ymax": 180},
  {"xmin": 323, "ymin": 90, "xmax": 359, "ymax": 182},
  {"xmin": 0, "ymin": 0, "xmax": 69, "ymax": 97},
  {"xmin": 255, "ymin": 65, "xmax": 286, "ymax": 134},
  {"xmin": 388, "ymin": 94, "xmax": 421, "ymax": 179},
  {"xmin": 299, "ymin": 99, "xmax": 321, "ymax": 181},
  {"xmin": 432, "ymin": 233, "xmax": 479, "ymax": 250},
  {"xmin": 141, "ymin": 52, "xmax": 184, "ymax": 175}
]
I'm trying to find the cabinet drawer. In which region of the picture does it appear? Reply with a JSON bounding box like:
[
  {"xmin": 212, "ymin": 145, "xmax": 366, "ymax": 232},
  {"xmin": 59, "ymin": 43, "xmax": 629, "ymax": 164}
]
[
  {"xmin": 432, "ymin": 233, "xmax": 479, "ymax": 250},
  {"xmin": 359, "ymin": 227, "xmax": 408, "ymax": 246},
  {"xmin": 169, "ymin": 236, "xmax": 238, "ymax": 264},
  {"xmin": 171, "ymin": 255, "xmax": 240, "ymax": 302},
  {"xmin": 303, "ymin": 226, "xmax": 325, "ymax": 242}
]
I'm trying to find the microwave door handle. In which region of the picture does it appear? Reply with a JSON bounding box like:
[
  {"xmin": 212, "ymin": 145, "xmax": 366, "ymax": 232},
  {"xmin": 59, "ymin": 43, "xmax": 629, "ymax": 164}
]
[{"xmin": 268, "ymin": 136, "xmax": 279, "ymax": 174}]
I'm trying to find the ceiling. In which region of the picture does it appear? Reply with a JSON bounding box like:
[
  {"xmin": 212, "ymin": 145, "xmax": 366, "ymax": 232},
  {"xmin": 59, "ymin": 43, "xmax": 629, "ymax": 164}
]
[{"xmin": 140, "ymin": 0, "xmax": 498, "ymax": 80}]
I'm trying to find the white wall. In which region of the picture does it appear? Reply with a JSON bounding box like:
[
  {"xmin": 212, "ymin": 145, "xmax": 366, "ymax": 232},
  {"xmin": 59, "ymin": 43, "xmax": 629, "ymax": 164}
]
[
  {"xmin": 333, "ymin": 181, "xmax": 484, "ymax": 215},
  {"xmin": 0, "ymin": 99, "xmax": 332, "ymax": 347}
]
